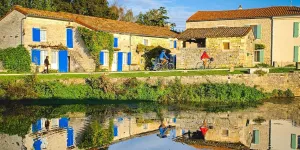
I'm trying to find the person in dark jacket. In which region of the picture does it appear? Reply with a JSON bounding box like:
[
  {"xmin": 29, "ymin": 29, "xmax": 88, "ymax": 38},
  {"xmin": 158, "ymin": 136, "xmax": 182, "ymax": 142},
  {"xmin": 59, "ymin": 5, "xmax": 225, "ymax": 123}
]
[{"xmin": 43, "ymin": 56, "xmax": 50, "ymax": 73}]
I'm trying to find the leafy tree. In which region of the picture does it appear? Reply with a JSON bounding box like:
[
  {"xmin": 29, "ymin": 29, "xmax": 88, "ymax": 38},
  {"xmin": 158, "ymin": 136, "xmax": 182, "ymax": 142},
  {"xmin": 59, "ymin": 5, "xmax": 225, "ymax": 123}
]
[{"xmin": 136, "ymin": 7, "xmax": 175, "ymax": 28}]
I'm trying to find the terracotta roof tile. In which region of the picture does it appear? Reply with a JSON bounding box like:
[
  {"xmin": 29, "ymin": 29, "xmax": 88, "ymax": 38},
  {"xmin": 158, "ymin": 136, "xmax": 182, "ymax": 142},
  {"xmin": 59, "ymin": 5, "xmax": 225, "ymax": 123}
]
[
  {"xmin": 187, "ymin": 6, "xmax": 300, "ymax": 22},
  {"xmin": 13, "ymin": 6, "xmax": 177, "ymax": 38},
  {"xmin": 177, "ymin": 27, "xmax": 252, "ymax": 39}
]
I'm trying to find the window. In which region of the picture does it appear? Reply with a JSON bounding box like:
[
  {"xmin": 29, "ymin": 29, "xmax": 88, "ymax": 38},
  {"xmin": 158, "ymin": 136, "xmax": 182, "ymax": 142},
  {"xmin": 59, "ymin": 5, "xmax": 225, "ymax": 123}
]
[
  {"xmin": 40, "ymin": 50, "xmax": 48, "ymax": 65},
  {"xmin": 196, "ymin": 38, "xmax": 206, "ymax": 48},
  {"xmin": 123, "ymin": 52, "xmax": 127, "ymax": 65},
  {"xmin": 222, "ymin": 129, "xmax": 229, "ymax": 137},
  {"xmin": 40, "ymin": 29, "xmax": 47, "ymax": 42},
  {"xmin": 143, "ymin": 39, "xmax": 149, "ymax": 46},
  {"xmin": 252, "ymin": 130, "xmax": 260, "ymax": 144},
  {"xmin": 254, "ymin": 50, "xmax": 264, "ymax": 63},
  {"xmin": 250, "ymin": 25, "xmax": 262, "ymax": 39},
  {"xmin": 170, "ymin": 40, "xmax": 173, "ymax": 48},
  {"xmin": 51, "ymin": 51, "xmax": 58, "ymax": 70},
  {"xmin": 103, "ymin": 52, "xmax": 109, "ymax": 66},
  {"xmin": 223, "ymin": 42, "xmax": 230, "ymax": 50}
]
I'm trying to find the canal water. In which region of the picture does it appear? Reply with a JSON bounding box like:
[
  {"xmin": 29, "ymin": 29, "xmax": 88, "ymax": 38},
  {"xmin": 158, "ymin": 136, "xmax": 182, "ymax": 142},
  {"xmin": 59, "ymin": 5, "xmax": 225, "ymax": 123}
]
[{"xmin": 0, "ymin": 98, "xmax": 299, "ymax": 150}]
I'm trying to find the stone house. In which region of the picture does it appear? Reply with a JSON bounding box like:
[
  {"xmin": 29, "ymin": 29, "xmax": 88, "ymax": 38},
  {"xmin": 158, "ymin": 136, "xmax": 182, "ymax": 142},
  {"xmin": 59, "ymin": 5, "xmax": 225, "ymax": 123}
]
[
  {"xmin": 177, "ymin": 27, "xmax": 255, "ymax": 69},
  {"xmin": 185, "ymin": 6, "xmax": 300, "ymax": 67},
  {"xmin": 0, "ymin": 5, "xmax": 178, "ymax": 72}
]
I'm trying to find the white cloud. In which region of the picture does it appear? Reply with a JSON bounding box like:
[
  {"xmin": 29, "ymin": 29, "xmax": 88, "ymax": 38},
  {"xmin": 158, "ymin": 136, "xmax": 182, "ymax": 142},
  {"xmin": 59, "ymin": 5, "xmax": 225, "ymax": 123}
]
[{"xmin": 108, "ymin": 0, "xmax": 194, "ymax": 30}]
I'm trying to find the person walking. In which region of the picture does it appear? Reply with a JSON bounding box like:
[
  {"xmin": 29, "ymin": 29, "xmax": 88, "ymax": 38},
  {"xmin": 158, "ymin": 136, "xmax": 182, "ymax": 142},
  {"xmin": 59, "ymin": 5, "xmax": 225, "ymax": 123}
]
[{"xmin": 43, "ymin": 56, "xmax": 50, "ymax": 73}]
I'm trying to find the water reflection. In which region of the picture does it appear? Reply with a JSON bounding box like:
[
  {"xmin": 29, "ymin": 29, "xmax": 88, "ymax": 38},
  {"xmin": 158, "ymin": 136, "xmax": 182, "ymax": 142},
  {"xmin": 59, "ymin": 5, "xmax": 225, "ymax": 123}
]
[{"xmin": 0, "ymin": 98, "xmax": 300, "ymax": 150}]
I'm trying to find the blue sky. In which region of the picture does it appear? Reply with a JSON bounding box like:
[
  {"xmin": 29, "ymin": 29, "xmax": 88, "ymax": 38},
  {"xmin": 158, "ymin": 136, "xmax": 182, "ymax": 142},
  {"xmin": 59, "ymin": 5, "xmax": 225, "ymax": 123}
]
[{"xmin": 108, "ymin": 0, "xmax": 300, "ymax": 30}]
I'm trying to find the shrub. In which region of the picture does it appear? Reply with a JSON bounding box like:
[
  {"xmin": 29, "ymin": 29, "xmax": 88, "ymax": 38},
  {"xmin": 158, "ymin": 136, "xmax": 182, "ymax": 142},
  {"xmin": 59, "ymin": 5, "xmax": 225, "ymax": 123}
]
[
  {"xmin": 254, "ymin": 70, "xmax": 267, "ymax": 76},
  {"xmin": 255, "ymin": 63, "xmax": 270, "ymax": 68},
  {"xmin": 255, "ymin": 44, "xmax": 265, "ymax": 50},
  {"xmin": 0, "ymin": 45, "xmax": 31, "ymax": 72},
  {"xmin": 253, "ymin": 116, "xmax": 266, "ymax": 124}
]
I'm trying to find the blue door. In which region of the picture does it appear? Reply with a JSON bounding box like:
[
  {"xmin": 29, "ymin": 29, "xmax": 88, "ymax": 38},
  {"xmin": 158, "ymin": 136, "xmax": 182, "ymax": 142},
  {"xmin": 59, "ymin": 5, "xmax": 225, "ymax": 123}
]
[
  {"xmin": 67, "ymin": 127, "xmax": 74, "ymax": 147},
  {"xmin": 32, "ymin": 119, "xmax": 42, "ymax": 133},
  {"xmin": 59, "ymin": 117, "xmax": 68, "ymax": 129},
  {"xmin": 33, "ymin": 139, "xmax": 42, "ymax": 150},
  {"xmin": 31, "ymin": 49, "xmax": 41, "ymax": 65},
  {"xmin": 59, "ymin": 50, "xmax": 68, "ymax": 72},
  {"xmin": 114, "ymin": 125, "xmax": 118, "ymax": 137},
  {"xmin": 117, "ymin": 52, "xmax": 123, "ymax": 72},
  {"xmin": 66, "ymin": 28, "xmax": 73, "ymax": 48}
]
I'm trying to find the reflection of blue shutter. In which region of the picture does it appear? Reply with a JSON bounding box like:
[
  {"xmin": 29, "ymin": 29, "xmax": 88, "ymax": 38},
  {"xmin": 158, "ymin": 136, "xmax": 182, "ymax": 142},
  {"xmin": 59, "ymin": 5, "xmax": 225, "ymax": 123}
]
[
  {"xmin": 173, "ymin": 118, "xmax": 177, "ymax": 123},
  {"xmin": 114, "ymin": 38, "xmax": 118, "ymax": 48},
  {"xmin": 32, "ymin": 119, "xmax": 42, "ymax": 133},
  {"xmin": 117, "ymin": 52, "xmax": 123, "ymax": 72},
  {"xmin": 59, "ymin": 117, "xmax": 69, "ymax": 128},
  {"xmin": 33, "ymin": 139, "xmax": 42, "ymax": 150},
  {"xmin": 182, "ymin": 129, "xmax": 185, "ymax": 135},
  {"xmin": 100, "ymin": 52, "xmax": 104, "ymax": 65},
  {"xmin": 67, "ymin": 127, "xmax": 74, "ymax": 147},
  {"xmin": 66, "ymin": 28, "xmax": 73, "ymax": 48},
  {"xmin": 114, "ymin": 125, "xmax": 118, "ymax": 137},
  {"xmin": 127, "ymin": 52, "xmax": 131, "ymax": 65},
  {"xmin": 31, "ymin": 49, "xmax": 41, "ymax": 65},
  {"xmin": 32, "ymin": 28, "xmax": 41, "ymax": 42},
  {"xmin": 174, "ymin": 41, "xmax": 177, "ymax": 48}
]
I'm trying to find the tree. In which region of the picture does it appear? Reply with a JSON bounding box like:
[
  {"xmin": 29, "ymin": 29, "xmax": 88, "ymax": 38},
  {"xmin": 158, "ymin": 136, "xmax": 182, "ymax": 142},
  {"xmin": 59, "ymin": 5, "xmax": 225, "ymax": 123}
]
[{"xmin": 136, "ymin": 7, "xmax": 175, "ymax": 28}]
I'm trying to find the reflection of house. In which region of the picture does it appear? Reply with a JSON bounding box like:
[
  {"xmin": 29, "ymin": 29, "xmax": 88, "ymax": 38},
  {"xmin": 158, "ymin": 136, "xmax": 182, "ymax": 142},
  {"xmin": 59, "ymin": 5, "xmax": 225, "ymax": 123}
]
[
  {"xmin": 184, "ymin": 6, "xmax": 300, "ymax": 67},
  {"xmin": 24, "ymin": 117, "xmax": 74, "ymax": 150},
  {"xmin": 177, "ymin": 27, "xmax": 255, "ymax": 68},
  {"xmin": 0, "ymin": 6, "xmax": 178, "ymax": 72}
]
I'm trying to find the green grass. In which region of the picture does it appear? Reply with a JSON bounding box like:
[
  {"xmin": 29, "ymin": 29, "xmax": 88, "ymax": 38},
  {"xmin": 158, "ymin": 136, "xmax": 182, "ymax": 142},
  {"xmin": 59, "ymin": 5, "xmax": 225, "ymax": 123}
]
[
  {"xmin": 269, "ymin": 67, "xmax": 298, "ymax": 73},
  {"xmin": 0, "ymin": 69, "xmax": 248, "ymax": 81}
]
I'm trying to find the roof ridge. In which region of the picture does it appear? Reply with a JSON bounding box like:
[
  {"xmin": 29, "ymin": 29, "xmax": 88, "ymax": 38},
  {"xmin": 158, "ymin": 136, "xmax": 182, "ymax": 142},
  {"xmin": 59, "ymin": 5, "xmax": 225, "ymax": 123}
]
[
  {"xmin": 13, "ymin": 5, "xmax": 171, "ymax": 31},
  {"xmin": 196, "ymin": 6, "xmax": 299, "ymax": 12}
]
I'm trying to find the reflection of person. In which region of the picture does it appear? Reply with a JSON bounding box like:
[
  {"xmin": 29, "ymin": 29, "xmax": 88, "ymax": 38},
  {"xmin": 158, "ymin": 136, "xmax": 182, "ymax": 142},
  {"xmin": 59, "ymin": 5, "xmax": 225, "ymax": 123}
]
[
  {"xmin": 159, "ymin": 50, "xmax": 169, "ymax": 65},
  {"xmin": 45, "ymin": 119, "xmax": 50, "ymax": 131},
  {"xmin": 200, "ymin": 119, "xmax": 209, "ymax": 137},
  {"xmin": 200, "ymin": 51, "xmax": 210, "ymax": 69},
  {"xmin": 43, "ymin": 56, "xmax": 50, "ymax": 73},
  {"xmin": 158, "ymin": 123, "xmax": 168, "ymax": 138}
]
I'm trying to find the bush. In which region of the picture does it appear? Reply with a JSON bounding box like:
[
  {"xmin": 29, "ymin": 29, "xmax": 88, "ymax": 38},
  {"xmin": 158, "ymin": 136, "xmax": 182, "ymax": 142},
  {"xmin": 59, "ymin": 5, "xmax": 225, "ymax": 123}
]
[
  {"xmin": 254, "ymin": 70, "xmax": 267, "ymax": 76},
  {"xmin": 255, "ymin": 44, "xmax": 265, "ymax": 50},
  {"xmin": 272, "ymin": 89, "xmax": 294, "ymax": 98},
  {"xmin": 255, "ymin": 63, "xmax": 270, "ymax": 68},
  {"xmin": 253, "ymin": 116, "xmax": 266, "ymax": 124},
  {"xmin": 0, "ymin": 45, "xmax": 31, "ymax": 72}
]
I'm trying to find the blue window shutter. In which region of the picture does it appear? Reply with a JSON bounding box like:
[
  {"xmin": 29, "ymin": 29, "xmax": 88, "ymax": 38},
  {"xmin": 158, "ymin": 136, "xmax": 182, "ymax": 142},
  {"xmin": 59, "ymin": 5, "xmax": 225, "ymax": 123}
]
[
  {"xmin": 174, "ymin": 41, "xmax": 177, "ymax": 48},
  {"xmin": 117, "ymin": 52, "xmax": 123, "ymax": 72},
  {"xmin": 294, "ymin": 46, "xmax": 299, "ymax": 62},
  {"xmin": 114, "ymin": 125, "xmax": 118, "ymax": 137},
  {"xmin": 66, "ymin": 28, "xmax": 73, "ymax": 48},
  {"xmin": 294, "ymin": 22, "xmax": 299, "ymax": 38},
  {"xmin": 100, "ymin": 52, "xmax": 104, "ymax": 65},
  {"xmin": 67, "ymin": 127, "xmax": 74, "ymax": 147},
  {"xmin": 127, "ymin": 52, "xmax": 131, "ymax": 65},
  {"xmin": 58, "ymin": 51, "xmax": 68, "ymax": 73},
  {"xmin": 114, "ymin": 38, "xmax": 118, "ymax": 48},
  {"xmin": 256, "ymin": 25, "xmax": 262, "ymax": 39},
  {"xmin": 31, "ymin": 49, "xmax": 41, "ymax": 65},
  {"xmin": 32, "ymin": 28, "xmax": 41, "ymax": 42}
]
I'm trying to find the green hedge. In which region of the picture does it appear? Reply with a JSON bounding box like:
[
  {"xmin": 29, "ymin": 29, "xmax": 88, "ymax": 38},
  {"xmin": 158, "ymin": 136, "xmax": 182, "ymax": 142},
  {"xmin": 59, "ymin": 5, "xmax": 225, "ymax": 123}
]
[{"xmin": 0, "ymin": 45, "xmax": 31, "ymax": 72}]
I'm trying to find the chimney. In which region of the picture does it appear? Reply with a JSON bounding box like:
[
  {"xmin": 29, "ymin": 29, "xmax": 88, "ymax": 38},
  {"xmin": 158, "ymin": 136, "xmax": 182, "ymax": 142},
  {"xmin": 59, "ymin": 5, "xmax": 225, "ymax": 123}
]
[{"xmin": 238, "ymin": 5, "xmax": 243, "ymax": 10}]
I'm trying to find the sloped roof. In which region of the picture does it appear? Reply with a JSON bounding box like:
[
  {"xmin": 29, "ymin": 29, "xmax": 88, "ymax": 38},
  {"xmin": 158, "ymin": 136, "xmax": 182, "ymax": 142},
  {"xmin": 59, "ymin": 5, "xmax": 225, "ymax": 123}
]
[
  {"xmin": 177, "ymin": 27, "xmax": 252, "ymax": 40},
  {"xmin": 11, "ymin": 5, "xmax": 177, "ymax": 38},
  {"xmin": 187, "ymin": 6, "xmax": 300, "ymax": 22}
]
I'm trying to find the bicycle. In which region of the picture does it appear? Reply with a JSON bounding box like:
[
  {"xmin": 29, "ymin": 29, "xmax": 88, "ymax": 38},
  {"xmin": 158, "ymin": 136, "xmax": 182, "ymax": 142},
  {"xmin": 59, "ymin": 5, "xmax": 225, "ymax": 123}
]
[
  {"xmin": 195, "ymin": 57, "xmax": 214, "ymax": 70},
  {"xmin": 154, "ymin": 59, "xmax": 174, "ymax": 71}
]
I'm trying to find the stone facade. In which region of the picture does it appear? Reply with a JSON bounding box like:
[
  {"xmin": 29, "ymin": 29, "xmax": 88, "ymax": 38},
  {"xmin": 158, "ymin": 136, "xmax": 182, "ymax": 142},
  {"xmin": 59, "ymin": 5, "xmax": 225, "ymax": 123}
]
[
  {"xmin": 186, "ymin": 18, "xmax": 272, "ymax": 65},
  {"xmin": 177, "ymin": 33, "xmax": 255, "ymax": 69},
  {"xmin": 0, "ymin": 10, "xmax": 25, "ymax": 49}
]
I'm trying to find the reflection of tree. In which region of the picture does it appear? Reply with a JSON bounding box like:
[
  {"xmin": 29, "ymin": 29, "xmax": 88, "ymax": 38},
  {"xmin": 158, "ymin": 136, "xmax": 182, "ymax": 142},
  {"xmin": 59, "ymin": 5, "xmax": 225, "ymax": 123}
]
[{"xmin": 289, "ymin": 102, "xmax": 300, "ymax": 126}]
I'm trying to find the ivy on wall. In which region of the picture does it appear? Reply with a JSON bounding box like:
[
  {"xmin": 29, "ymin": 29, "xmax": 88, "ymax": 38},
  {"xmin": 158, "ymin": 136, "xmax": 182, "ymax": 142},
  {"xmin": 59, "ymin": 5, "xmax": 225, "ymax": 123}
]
[
  {"xmin": 0, "ymin": 45, "xmax": 31, "ymax": 72},
  {"xmin": 77, "ymin": 27, "xmax": 114, "ymax": 69},
  {"xmin": 28, "ymin": 43, "xmax": 68, "ymax": 50},
  {"xmin": 255, "ymin": 44, "xmax": 265, "ymax": 50}
]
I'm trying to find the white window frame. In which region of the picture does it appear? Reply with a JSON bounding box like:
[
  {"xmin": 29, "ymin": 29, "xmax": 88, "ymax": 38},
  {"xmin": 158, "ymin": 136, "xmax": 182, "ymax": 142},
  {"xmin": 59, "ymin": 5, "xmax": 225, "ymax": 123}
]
[
  {"xmin": 51, "ymin": 51, "xmax": 58, "ymax": 69},
  {"xmin": 123, "ymin": 52, "xmax": 127, "ymax": 65},
  {"xmin": 40, "ymin": 50, "xmax": 48, "ymax": 65},
  {"xmin": 40, "ymin": 29, "xmax": 47, "ymax": 42},
  {"xmin": 143, "ymin": 39, "xmax": 149, "ymax": 46},
  {"xmin": 102, "ymin": 51, "xmax": 109, "ymax": 66}
]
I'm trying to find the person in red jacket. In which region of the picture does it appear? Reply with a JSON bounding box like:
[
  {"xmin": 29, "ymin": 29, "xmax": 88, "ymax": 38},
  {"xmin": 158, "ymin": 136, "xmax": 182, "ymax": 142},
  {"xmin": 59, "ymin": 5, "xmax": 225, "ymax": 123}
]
[{"xmin": 200, "ymin": 51, "xmax": 210, "ymax": 69}]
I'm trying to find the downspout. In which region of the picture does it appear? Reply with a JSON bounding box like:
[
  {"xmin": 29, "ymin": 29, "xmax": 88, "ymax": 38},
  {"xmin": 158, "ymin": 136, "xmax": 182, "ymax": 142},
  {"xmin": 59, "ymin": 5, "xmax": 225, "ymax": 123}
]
[
  {"xmin": 271, "ymin": 17, "xmax": 274, "ymax": 66},
  {"xmin": 20, "ymin": 15, "xmax": 27, "ymax": 46}
]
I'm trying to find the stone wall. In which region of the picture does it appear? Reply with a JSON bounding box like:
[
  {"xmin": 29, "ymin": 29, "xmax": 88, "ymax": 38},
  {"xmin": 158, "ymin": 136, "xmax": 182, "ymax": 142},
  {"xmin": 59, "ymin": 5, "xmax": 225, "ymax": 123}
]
[
  {"xmin": 0, "ymin": 10, "xmax": 25, "ymax": 49},
  {"xmin": 186, "ymin": 18, "xmax": 272, "ymax": 65},
  {"xmin": 177, "ymin": 35, "xmax": 254, "ymax": 69}
]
